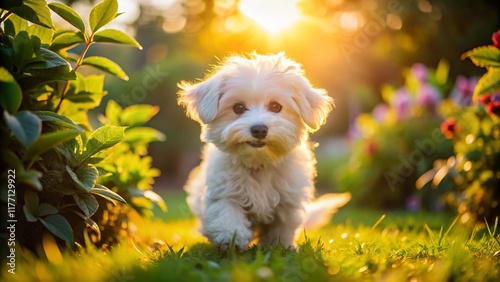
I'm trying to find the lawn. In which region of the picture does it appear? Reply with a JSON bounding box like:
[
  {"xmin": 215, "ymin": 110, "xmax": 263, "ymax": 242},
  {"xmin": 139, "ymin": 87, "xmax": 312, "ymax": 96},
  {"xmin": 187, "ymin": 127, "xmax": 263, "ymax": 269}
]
[{"xmin": 3, "ymin": 191, "xmax": 499, "ymax": 282}]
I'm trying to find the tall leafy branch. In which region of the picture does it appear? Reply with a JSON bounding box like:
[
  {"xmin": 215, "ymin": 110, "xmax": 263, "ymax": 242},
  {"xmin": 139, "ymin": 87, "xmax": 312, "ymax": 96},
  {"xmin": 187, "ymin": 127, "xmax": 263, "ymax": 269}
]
[{"xmin": 0, "ymin": 0, "xmax": 164, "ymax": 251}]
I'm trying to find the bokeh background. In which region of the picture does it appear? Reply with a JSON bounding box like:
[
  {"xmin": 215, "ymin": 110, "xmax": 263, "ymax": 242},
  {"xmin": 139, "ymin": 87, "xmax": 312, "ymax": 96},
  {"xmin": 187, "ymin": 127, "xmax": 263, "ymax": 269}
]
[{"xmin": 56, "ymin": 0, "xmax": 498, "ymax": 205}]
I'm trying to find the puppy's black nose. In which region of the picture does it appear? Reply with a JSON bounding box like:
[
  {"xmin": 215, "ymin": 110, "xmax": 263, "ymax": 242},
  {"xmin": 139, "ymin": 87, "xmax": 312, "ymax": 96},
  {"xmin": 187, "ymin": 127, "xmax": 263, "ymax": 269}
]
[{"xmin": 250, "ymin": 124, "xmax": 268, "ymax": 139}]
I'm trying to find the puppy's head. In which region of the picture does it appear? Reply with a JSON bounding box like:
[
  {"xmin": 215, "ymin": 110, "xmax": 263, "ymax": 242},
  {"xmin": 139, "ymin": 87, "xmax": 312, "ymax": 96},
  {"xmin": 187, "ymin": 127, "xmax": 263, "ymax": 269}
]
[{"xmin": 178, "ymin": 52, "xmax": 333, "ymax": 162}]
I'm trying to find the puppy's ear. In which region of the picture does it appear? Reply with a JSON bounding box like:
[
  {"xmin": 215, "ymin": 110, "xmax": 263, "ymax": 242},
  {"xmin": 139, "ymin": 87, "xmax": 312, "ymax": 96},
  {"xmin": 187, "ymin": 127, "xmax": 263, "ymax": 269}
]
[
  {"xmin": 177, "ymin": 74, "xmax": 223, "ymax": 124},
  {"xmin": 295, "ymin": 83, "xmax": 334, "ymax": 132},
  {"xmin": 276, "ymin": 54, "xmax": 333, "ymax": 131}
]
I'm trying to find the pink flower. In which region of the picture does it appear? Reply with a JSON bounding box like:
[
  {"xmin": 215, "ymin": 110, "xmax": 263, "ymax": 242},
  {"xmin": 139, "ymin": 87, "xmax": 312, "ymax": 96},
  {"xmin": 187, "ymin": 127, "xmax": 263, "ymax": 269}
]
[
  {"xmin": 450, "ymin": 76, "xmax": 478, "ymax": 106},
  {"xmin": 372, "ymin": 104, "xmax": 389, "ymax": 122},
  {"xmin": 411, "ymin": 63, "xmax": 428, "ymax": 83},
  {"xmin": 406, "ymin": 195, "xmax": 421, "ymax": 212},
  {"xmin": 391, "ymin": 88, "xmax": 411, "ymax": 122},
  {"xmin": 417, "ymin": 84, "xmax": 441, "ymax": 112},
  {"xmin": 347, "ymin": 125, "xmax": 361, "ymax": 142}
]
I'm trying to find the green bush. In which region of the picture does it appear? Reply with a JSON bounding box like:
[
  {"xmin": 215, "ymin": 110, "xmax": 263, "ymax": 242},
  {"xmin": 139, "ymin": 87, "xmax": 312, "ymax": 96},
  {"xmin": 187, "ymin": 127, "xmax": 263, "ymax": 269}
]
[
  {"xmin": 0, "ymin": 0, "xmax": 165, "ymax": 250},
  {"xmin": 428, "ymin": 31, "xmax": 500, "ymax": 224},
  {"xmin": 339, "ymin": 29, "xmax": 500, "ymax": 222},
  {"xmin": 337, "ymin": 61, "xmax": 454, "ymax": 210}
]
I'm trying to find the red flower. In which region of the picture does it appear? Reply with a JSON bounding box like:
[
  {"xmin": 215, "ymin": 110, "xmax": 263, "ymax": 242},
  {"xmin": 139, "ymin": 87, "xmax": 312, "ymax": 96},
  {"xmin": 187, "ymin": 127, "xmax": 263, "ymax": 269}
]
[
  {"xmin": 441, "ymin": 118, "xmax": 459, "ymax": 139},
  {"xmin": 365, "ymin": 140, "xmax": 377, "ymax": 155},
  {"xmin": 477, "ymin": 95, "xmax": 491, "ymax": 105},
  {"xmin": 493, "ymin": 31, "xmax": 500, "ymax": 49},
  {"xmin": 487, "ymin": 101, "xmax": 500, "ymax": 116}
]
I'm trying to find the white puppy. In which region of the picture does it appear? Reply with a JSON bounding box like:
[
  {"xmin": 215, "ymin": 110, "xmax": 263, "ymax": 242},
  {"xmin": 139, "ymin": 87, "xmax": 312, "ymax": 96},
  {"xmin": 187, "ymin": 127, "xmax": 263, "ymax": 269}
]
[{"xmin": 178, "ymin": 53, "xmax": 350, "ymax": 250}]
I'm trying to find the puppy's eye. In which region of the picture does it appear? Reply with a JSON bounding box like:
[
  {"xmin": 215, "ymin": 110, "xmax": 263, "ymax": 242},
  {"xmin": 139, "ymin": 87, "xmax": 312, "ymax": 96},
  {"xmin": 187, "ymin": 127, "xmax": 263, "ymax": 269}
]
[
  {"xmin": 233, "ymin": 103, "xmax": 246, "ymax": 114},
  {"xmin": 269, "ymin": 102, "xmax": 282, "ymax": 113}
]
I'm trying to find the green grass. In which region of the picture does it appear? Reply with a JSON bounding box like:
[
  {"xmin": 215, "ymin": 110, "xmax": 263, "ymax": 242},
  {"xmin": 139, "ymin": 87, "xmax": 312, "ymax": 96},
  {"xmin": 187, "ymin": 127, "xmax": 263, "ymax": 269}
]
[{"xmin": 3, "ymin": 191, "xmax": 499, "ymax": 282}]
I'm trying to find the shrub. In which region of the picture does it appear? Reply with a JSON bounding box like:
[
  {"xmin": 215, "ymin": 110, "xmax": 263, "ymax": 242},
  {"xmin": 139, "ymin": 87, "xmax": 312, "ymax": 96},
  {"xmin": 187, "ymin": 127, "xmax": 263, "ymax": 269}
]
[
  {"xmin": 337, "ymin": 61, "xmax": 455, "ymax": 210},
  {"xmin": 426, "ymin": 31, "xmax": 500, "ymax": 224},
  {"xmin": 0, "ymin": 0, "xmax": 165, "ymax": 251}
]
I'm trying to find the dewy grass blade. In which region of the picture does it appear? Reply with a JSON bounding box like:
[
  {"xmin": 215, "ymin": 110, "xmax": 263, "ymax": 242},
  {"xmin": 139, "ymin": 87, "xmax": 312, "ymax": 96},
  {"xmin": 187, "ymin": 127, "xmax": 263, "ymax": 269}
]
[{"xmin": 371, "ymin": 214, "xmax": 386, "ymax": 231}]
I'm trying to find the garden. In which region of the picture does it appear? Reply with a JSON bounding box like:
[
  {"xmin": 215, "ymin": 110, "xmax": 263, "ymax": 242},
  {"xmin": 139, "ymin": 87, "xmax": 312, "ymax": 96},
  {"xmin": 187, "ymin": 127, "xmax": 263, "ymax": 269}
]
[{"xmin": 0, "ymin": 0, "xmax": 499, "ymax": 281}]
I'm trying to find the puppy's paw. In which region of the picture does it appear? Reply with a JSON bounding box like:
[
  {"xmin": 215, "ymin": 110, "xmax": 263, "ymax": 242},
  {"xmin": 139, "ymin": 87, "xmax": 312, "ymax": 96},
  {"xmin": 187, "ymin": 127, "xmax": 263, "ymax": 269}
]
[{"xmin": 211, "ymin": 226, "xmax": 253, "ymax": 251}]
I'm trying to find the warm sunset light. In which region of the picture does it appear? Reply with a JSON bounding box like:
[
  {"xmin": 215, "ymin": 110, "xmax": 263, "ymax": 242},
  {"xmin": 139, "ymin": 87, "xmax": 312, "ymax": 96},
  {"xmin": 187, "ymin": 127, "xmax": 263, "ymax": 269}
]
[
  {"xmin": 5, "ymin": 0, "xmax": 498, "ymax": 280},
  {"xmin": 339, "ymin": 11, "xmax": 363, "ymax": 31},
  {"xmin": 239, "ymin": 0, "xmax": 302, "ymax": 33}
]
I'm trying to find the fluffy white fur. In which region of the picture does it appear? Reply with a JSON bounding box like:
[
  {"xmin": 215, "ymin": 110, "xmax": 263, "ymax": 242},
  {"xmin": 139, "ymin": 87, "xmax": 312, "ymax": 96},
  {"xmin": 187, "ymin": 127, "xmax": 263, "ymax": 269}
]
[{"xmin": 178, "ymin": 52, "xmax": 350, "ymax": 250}]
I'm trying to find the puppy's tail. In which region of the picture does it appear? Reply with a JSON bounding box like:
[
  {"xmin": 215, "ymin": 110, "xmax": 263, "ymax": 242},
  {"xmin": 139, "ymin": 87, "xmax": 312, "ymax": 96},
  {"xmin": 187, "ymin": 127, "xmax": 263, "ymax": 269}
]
[{"xmin": 303, "ymin": 193, "xmax": 351, "ymax": 230}]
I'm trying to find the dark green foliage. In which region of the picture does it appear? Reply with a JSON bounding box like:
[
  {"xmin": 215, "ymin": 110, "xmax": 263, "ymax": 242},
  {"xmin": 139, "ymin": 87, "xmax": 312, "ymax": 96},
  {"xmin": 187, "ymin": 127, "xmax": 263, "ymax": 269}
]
[
  {"xmin": 408, "ymin": 34, "xmax": 500, "ymax": 224},
  {"xmin": 0, "ymin": 0, "xmax": 162, "ymax": 251},
  {"xmin": 430, "ymin": 39, "xmax": 500, "ymax": 223}
]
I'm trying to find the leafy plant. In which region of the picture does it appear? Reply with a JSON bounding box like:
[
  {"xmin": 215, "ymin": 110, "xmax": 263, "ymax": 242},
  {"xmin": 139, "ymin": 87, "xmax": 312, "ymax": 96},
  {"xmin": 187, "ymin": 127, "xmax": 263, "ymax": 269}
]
[
  {"xmin": 424, "ymin": 30, "xmax": 500, "ymax": 224},
  {"xmin": 461, "ymin": 30, "xmax": 500, "ymax": 100},
  {"xmin": 337, "ymin": 61, "xmax": 455, "ymax": 210},
  {"xmin": 0, "ymin": 0, "xmax": 164, "ymax": 250}
]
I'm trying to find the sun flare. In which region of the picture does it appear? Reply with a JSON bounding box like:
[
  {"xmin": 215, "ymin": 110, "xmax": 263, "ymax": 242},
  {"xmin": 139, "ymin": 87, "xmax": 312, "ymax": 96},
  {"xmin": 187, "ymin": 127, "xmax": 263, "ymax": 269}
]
[{"xmin": 239, "ymin": 0, "xmax": 302, "ymax": 34}]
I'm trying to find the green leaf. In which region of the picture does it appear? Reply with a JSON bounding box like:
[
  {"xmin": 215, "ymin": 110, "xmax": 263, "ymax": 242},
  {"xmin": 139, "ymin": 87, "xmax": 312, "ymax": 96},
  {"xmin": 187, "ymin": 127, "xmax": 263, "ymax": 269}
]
[
  {"xmin": 9, "ymin": 0, "xmax": 55, "ymax": 29},
  {"xmin": 89, "ymin": 0, "xmax": 118, "ymax": 32},
  {"xmin": 27, "ymin": 24, "xmax": 54, "ymax": 46},
  {"xmin": 0, "ymin": 0, "xmax": 23, "ymax": 10},
  {"xmin": 474, "ymin": 68, "xmax": 500, "ymax": 99},
  {"xmin": 50, "ymin": 31, "xmax": 85, "ymax": 51},
  {"xmin": 93, "ymin": 29, "xmax": 143, "ymax": 49},
  {"xmin": 80, "ymin": 125, "xmax": 125, "ymax": 162},
  {"xmin": 103, "ymin": 100, "xmax": 122, "ymax": 125},
  {"xmin": 73, "ymin": 211, "xmax": 101, "ymax": 240},
  {"xmin": 124, "ymin": 127, "xmax": 166, "ymax": 144},
  {"xmin": 66, "ymin": 164, "xmax": 99, "ymax": 192},
  {"xmin": 1, "ymin": 150, "xmax": 23, "ymax": 170},
  {"xmin": 55, "ymin": 139, "xmax": 80, "ymax": 165},
  {"xmin": 128, "ymin": 188, "xmax": 167, "ymax": 212},
  {"xmin": 12, "ymin": 31, "xmax": 43, "ymax": 70},
  {"xmin": 114, "ymin": 12, "xmax": 125, "ymax": 19},
  {"xmin": 23, "ymin": 190, "xmax": 39, "ymax": 222},
  {"xmin": 23, "ymin": 205, "xmax": 38, "ymax": 222},
  {"xmin": 48, "ymin": 2, "xmax": 86, "ymax": 33},
  {"xmin": 35, "ymin": 111, "xmax": 83, "ymax": 131},
  {"xmin": 120, "ymin": 105, "xmax": 159, "ymax": 126},
  {"xmin": 0, "ymin": 46, "xmax": 15, "ymax": 78},
  {"xmin": 0, "ymin": 152, "xmax": 41, "ymax": 192},
  {"xmin": 4, "ymin": 14, "xmax": 28, "ymax": 37},
  {"xmin": 18, "ymin": 169, "xmax": 43, "ymax": 191},
  {"xmin": 24, "ymin": 129, "xmax": 82, "ymax": 160},
  {"xmin": 39, "ymin": 214, "xmax": 74, "ymax": 244},
  {"xmin": 3, "ymin": 110, "xmax": 41, "ymax": 148},
  {"xmin": 73, "ymin": 193, "xmax": 99, "ymax": 217},
  {"xmin": 463, "ymin": 46, "xmax": 500, "ymax": 68},
  {"xmin": 18, "ymin": 68, "xmax": 76, "ymax": 91},
  {"xmin": 61, "ymin": 74, "xmax": 105, "ymax": 115},
  {"xmin": 90, "ymin": 184, "xmax": 126, "ymax": 204},
  {"xmin": 23, "ymin": 48, "xmax": 73, "ymax": 71},
  {"xmin": 38, "ymin": 203, "xmax": 58, "ymax": 217},
  {"xmin": 82, "ymin": 56, "xmax": 128, "ymax": 80},
  {"xmin": 0, "ymin": 67, "xmax": 22, "ymax": 114},
  {"xmin": 19, "ymin": 48, "xmax": 76, "ymax": 88}
]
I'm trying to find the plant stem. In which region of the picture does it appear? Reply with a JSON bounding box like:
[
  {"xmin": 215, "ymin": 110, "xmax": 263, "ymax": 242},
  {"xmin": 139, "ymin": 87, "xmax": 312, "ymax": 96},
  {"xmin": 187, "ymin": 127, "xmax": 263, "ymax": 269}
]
[{"xmin": 54, "ymin": 34, "xmax": 94, "ymax": 113}]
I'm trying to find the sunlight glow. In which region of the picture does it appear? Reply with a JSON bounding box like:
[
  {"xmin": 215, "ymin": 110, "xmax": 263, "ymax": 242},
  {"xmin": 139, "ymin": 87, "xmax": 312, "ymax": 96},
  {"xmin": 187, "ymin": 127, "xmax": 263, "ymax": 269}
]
[
  {"xmin": 239, "ymin": 0, "xmax": 302, "ymax": 33},
  {"xmin": 339, "ymin": 12, "xmax": 362, "ymax": 31}
]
